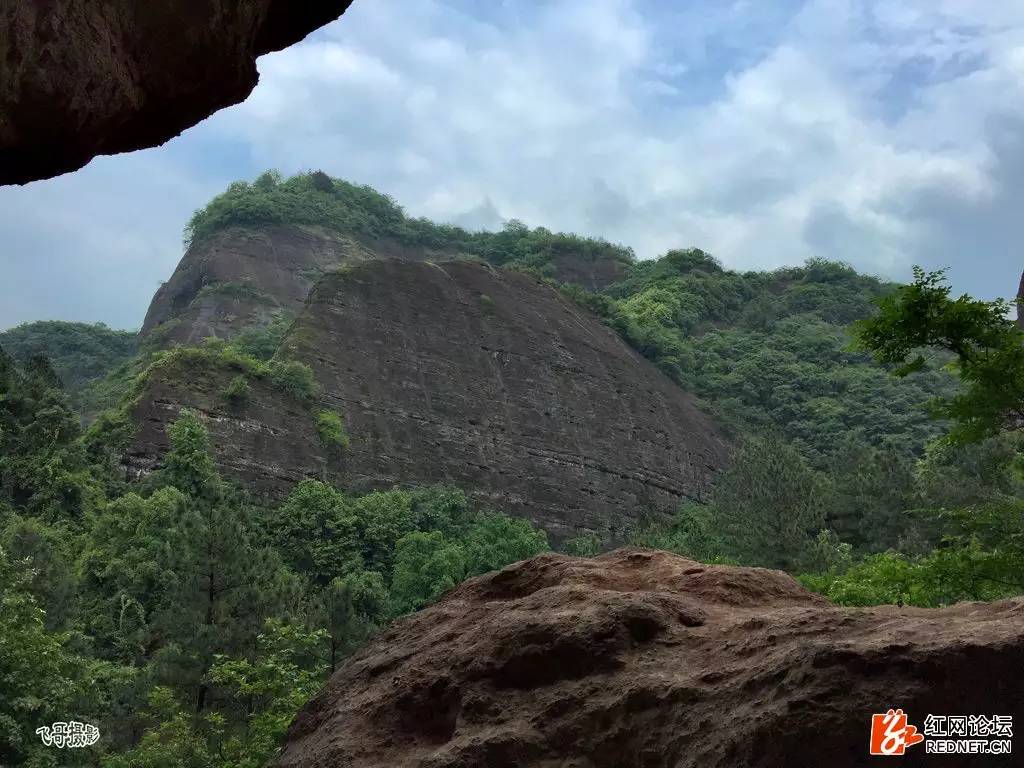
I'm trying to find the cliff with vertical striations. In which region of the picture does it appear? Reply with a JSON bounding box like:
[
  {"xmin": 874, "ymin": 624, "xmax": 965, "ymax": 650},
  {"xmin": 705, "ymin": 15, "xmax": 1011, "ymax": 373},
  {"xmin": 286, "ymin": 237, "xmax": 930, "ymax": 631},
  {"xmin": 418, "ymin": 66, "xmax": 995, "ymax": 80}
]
[{"xmin": 127, "ymin": 258, "xmax": 727, "ymax": 539}]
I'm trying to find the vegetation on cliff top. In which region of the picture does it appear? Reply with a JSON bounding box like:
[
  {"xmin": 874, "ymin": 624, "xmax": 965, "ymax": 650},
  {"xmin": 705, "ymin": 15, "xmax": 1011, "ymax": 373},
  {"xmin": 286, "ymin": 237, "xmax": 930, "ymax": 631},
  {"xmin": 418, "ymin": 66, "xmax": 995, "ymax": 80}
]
[{"xmin": 185, "ymin": 170, "xmax": 635, "ymax": 276}]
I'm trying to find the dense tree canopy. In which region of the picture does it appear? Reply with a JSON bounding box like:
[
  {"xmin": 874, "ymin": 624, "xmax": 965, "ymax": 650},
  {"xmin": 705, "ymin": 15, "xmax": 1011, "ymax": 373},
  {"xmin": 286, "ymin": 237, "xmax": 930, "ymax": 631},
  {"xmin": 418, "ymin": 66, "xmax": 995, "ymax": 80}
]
[
  {"xmin": 566, "ymin": 251, "xmax": 957, "ymax": 467},
  {"xmin": 0, "ymin": 352, "xmax": 548, "ymax": 766},
  {"xmin": 631, "ymin": 268, "xmax": 1024, "ymax": 610},
  {"xmin": 0, "ymin": 322, "xmax": 136, "ymax": 418}
]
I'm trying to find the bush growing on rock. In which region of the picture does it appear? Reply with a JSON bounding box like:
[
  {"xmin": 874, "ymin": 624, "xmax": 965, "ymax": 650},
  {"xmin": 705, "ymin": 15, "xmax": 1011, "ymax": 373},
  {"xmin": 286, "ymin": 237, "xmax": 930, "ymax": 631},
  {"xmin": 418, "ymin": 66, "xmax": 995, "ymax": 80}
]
[
  {"xmin": 221, "ymin": 375, "xmax": 250, "ymax": 405},
  {"xmin": 315, "ymin": 410, "xmax": 349, "ymax": 449},
  {"xmin": 267, "ymin": 359, "xmax": 318, "ymax": 400}
]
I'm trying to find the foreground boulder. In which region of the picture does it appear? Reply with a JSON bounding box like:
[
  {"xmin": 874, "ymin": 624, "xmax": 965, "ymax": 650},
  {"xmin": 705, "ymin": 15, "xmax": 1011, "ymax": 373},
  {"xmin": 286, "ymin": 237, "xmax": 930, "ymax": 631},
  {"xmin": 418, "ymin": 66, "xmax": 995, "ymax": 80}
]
[
  {"xmin": 276, "ymin": 549, "xmax": 1024, "ymax": 768},
  {"xmin": 0, "ymin": 0, "xmax": 353, "ymax": 184}
]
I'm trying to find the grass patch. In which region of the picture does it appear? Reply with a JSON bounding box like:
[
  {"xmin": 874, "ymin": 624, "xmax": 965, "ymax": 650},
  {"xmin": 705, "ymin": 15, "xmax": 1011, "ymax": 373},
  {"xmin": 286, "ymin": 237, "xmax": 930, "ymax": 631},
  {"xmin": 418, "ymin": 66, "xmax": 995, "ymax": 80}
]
[
  {"xmin": 191, "ymin": 281, "xmax": 277, "ymax": 306},
  {"xmin": 145, "ymin": 339, "xmax": 317, "ymax": 401}
]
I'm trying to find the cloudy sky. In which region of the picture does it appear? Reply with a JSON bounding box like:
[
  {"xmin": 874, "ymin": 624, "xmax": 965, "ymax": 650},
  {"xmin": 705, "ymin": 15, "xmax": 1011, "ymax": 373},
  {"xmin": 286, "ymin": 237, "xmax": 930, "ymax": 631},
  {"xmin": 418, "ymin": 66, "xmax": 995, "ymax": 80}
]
[{"xmin": 2, "ymin": 0, "xmax": 1023, "ymax": 330}]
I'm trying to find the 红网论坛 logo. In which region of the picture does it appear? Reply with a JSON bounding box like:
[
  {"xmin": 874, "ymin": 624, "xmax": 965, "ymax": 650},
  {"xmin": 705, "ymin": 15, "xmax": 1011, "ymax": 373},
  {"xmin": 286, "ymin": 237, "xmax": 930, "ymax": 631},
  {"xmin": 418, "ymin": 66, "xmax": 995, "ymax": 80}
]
[
  {"xmin": 870, "ymin": 708, "xmax": 924, "ymax": 755},
  {"xmin": 870, "ymin": 709, "xmax": 1013, "ymax": 756}
]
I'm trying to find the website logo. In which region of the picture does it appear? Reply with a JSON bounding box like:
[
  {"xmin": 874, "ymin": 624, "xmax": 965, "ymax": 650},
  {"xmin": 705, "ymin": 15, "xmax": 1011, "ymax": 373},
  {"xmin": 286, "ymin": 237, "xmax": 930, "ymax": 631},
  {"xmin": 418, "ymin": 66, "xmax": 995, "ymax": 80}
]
[
  {"xmin": 870, "ymin": 710, "xmax": 1013, "ymax": 757},
  {"xmin": 870, "ymin": 708, "xmax": 924, "ymax": 755}
]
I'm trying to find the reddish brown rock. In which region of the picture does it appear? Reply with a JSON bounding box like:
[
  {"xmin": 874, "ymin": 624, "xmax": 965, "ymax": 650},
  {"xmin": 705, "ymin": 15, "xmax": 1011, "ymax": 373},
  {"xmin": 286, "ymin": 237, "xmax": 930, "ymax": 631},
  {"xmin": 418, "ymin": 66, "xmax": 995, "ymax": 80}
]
[
  {"xmin": 0, "ymin": 1, "xmax": 353, "ymax": 185},
  {"xmin": 140, "ymin": 224, "xmax": 632, "ymax": 349},
  {"xmin": 276, "ymin": 549, "xmax": 1024, "ymax": 768},
  {"xmin": 127, "ymin": 260, "xmax": 728, "ymax": 539},
  {"xmin": 140, "ymin": 226, "xmax": 444, "ymax": 346}
]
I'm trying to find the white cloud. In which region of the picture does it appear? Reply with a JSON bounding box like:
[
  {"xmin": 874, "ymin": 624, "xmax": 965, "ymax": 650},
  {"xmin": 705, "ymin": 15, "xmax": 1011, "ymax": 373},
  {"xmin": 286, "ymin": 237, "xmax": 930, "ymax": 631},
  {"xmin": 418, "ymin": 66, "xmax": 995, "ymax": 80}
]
[
  {"xmin": 214, "ymin": 0, "xmax": 1024, "ymax": 294},
  {"xmin": 1, "ymin": 0, "xmax": 1023, "ymax": 329}
]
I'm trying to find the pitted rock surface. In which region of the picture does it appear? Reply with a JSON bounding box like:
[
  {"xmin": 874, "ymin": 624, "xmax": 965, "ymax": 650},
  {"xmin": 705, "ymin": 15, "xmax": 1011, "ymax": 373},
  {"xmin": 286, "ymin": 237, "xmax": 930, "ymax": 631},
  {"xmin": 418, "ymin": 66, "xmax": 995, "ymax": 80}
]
[{"xmin": 275, "ymin": 548, "xmax": 1024, "ymax": 768}]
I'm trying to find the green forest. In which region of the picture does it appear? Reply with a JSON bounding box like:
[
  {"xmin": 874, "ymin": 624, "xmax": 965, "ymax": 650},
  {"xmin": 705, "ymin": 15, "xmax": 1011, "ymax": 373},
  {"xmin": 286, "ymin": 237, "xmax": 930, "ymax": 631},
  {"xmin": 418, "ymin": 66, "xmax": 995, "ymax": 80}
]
[
  {"xmin": 1, "ymin": 349, "xmax": 548, "ymax": 766},
  {"xmin": 3, "ymin": 172, "xmax": 1023, "ymax": 766}
]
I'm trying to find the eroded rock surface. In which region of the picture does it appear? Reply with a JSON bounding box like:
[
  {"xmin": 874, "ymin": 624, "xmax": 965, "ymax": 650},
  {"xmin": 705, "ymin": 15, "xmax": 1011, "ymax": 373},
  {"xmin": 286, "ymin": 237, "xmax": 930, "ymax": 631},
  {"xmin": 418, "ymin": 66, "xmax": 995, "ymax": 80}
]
[
  {"xmin": 128, "ymin": 260, "xmax": 727, "ymax": 538},
  {"xmin": 0, "ymin": 1, "xmax": 353, "ymax": 184},
  {"xmin": 140, "ymin": 224, "xmax": 631, "ymax": 348},
  {"xmin": 276, "ymin": 548, "xmax": 1024, "ymax": 768},
  {"xmin": 140, "ymin": 226, "xmax": 441, "ymax": 346}
]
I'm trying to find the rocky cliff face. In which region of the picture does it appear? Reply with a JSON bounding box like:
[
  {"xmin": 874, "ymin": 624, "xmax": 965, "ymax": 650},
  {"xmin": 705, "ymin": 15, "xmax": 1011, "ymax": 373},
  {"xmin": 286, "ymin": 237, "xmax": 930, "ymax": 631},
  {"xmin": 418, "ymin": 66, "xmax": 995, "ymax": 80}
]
[
  {"xmin": 140, "ymin": 226, "xmax": 445, "ymax": 346},
  {"xmin": 0, "ymin": 1, "xmax": 353, "ymax": 184},
  {"xmin": 127, "ymin": 259, "xmax": 727, "ymax": 539},
  {"xmin": 140, "ymin": 224, "xmax": 631, "ymax": 348},
  {"xmin": 275, "ymin": 548, "xmax": 1024, "ymax": 768}
]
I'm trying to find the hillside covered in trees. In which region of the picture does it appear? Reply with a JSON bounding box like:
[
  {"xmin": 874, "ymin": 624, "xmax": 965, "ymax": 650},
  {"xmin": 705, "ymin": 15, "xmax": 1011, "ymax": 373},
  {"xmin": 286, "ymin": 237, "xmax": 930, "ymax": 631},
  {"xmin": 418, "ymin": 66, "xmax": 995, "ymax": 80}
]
[
  {"xmin": 184, "ymin": 170, "xmax": 636, "ymax": 275},
  {"xmin": 2, "ymin": 172, "xmax": 1022, "ymax": 766},
  {"xmin": 0, "ymin": 321, "xmax": 136, "ymax": 418}
]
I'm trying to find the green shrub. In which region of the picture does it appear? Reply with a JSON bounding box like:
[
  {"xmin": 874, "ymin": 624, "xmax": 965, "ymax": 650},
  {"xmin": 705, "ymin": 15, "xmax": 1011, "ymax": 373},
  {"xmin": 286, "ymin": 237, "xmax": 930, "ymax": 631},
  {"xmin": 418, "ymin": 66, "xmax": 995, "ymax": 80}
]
[
  {"xmin": 150, "ymin": 338, "xmax": 265, "ymax": 378},
  {"xmin": 267, "ymin": 359, "xmax": 318, "ymax": 400},
  {"xmin": 231, "ymin": 314, "xmax": 292, "ymax": 361},
  {"xmin": 137, "ymin": 318, "xmax": 181, "ymax": 354},
  {"xmin": 315, "ymin": 410, "xmax": 349, "ymax": 449},
  {"xmin": 191, "ymin": 281, "xmax": 276, "ymax": 306},
  {"xmin": 562, "ymin": 532, "xmax": 603, "ymax": 557},
  {"xmin": 461, "ymin": 513, "xmax": 548, "ymax": 575},
  {"xmin": 221, "ymin": 375, "xmax": 251, "ymax": 405}
]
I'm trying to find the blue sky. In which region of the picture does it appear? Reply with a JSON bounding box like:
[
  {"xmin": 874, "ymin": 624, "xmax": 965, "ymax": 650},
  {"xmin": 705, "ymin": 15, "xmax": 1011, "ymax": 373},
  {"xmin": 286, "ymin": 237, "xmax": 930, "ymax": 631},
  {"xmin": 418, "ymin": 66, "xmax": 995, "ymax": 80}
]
[{"xmin": 2, "ymin": 0, "xmax": 1023, "ymax": 330}]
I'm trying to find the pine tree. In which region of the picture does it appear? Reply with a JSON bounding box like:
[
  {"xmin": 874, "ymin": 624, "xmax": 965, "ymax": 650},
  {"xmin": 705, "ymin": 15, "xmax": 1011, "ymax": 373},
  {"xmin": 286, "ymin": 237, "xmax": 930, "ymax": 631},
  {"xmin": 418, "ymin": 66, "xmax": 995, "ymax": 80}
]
[
  {"xmin": 0, "ymin": 349, "xmax": 96, "ymax": 521},
  {"xmin": 713, "ymin": 435, "xmax": 827, "ymax": 570},
  {"xmin": 822, "ymin": 439, "xmax": 917, "ymax": 553}
]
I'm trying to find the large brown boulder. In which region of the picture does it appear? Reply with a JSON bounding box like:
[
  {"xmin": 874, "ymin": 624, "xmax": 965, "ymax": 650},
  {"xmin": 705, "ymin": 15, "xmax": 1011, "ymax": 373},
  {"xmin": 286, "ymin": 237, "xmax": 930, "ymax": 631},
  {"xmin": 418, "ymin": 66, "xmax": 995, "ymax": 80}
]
[
  {"xmin": 0, "ymin": 1, "xmax": 353, "ymax": 185},
  {"xmin": 276, "ymin": 549, "xmax": 1024, "ymax": 768}
]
